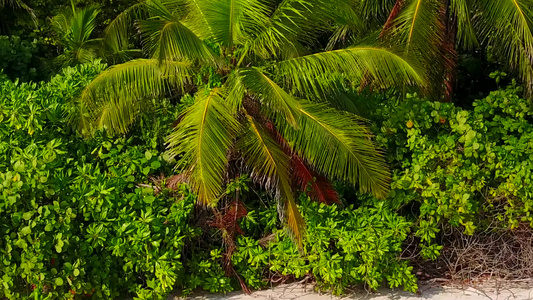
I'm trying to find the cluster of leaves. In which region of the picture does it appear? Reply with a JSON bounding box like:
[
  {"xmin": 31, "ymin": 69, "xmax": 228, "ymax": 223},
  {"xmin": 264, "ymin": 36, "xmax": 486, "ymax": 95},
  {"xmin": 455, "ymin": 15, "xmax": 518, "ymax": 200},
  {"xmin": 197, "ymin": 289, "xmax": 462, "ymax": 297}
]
[
  {"xmin": 0, "ymin": 35, "xmax": 39, "ymax": 82},
  {"xmin": 233, "ymin": 196, "xmax": 417, "ymax": 294},
  {"xmin": 0, "ymin": 61, "xmax": 419, "ymax": 299},
  {"xmin": 0, "ymin": 62, "xmax": 204, "ymax": 299},
  {"xmin": 370, "ymin": 80, "xmax": 533, "ymax": 259}
]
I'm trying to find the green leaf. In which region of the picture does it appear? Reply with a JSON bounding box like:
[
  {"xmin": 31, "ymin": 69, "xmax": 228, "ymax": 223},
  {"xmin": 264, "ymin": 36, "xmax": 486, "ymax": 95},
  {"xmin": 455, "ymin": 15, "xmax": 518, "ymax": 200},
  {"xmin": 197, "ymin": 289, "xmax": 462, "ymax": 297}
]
[
  {"xmin": 144, "ymin": 196, "xmax": 156, "ymax": 204},
  {"xmin": 55, "ymin": 278, "xmax": 64, "ymax": 286},
  {"xmin": 279, "ymin": 100, "xmax": 390, "ymax": 198},
  {"xmin": 145, "ymin": 150, "xmax": 153, "ymax": 160},
  {"xmin": 79, "ymin": 59, "xmax": 192, "ymax": 135},
  {"xmin": 151, "ymin": 160, "xmax": 161, "ymax": 169},
  {"xmin": 20, "ymin": 226, "xmax": 31, "ymax": 235},
  {"xmin": 166, "ymin": 88, "xmax": 240, "ymax": 205}
]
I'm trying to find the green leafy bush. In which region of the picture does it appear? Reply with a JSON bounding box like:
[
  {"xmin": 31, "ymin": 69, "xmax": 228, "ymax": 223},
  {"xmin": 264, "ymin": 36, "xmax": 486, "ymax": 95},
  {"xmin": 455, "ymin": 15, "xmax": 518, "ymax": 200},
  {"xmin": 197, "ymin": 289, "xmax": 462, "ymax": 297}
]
[
  {"xmin": 371, "ymin": 81, "xmax": 533, "ymax": 260},
  {"xmin": 0, "ymin": 36, "xmax": 39, "ymax": 82},
  {"xmin": 0, "ymin": 62, "xmax": 201, "ymax": 299},
  {"xmin": 233, "ymin": 197, "xmax": 417, "ymax": 294},
  {"xmin": 11, "ymin": 60, "xmax": 533, "ymax": 299},
  {"xmin": 0, "ymin": 61, "xmax": 419, "ymax": 298}
]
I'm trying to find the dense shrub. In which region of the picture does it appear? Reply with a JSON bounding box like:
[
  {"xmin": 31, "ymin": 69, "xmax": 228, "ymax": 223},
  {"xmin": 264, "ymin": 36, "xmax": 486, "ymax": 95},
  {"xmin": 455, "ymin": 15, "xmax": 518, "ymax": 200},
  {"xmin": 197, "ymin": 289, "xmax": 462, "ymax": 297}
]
[
  {"xmin": 0, "ymin": 62, "xmax": 200, "ymax": 299},
  {"xmin": 233, "ymin": 197, "xmax": 417, "ymax": 294},
  {"xmin": 0, "ymin": 62, "xmax": 418, "ymax": 299},
  {"xmin": 6, "ymin": 61, "xmax": 533, "ymax": 300},
  {"xmin": 0, "ymin": 36, "xmax": 39, "ymax": 82},
  {"xmin": 371, "ymin": 81, "xmax": 533, "ymax": 260}
]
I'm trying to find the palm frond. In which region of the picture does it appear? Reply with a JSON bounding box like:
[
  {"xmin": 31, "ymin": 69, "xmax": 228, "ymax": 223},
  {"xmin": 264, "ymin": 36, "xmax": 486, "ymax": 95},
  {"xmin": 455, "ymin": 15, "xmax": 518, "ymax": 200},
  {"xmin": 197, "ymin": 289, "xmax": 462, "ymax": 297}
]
[
  {"xmin": 166, "ymin": 89, "xmax": 240, "ymax": 206},
  {"xmin": 239, "ymin": 114, "xmax": 305, "ymax": 244},
  {"xmin": 0, "ymin": 0, "xmax": 36, "ymax": 24},
  {"xmin": 70, "ymin": 5, "xmax": 100, "ymax": 46},
  {"xmin": 478, "ymin": 0, "xmax": 533, "ymax": 95},
  {"xmin": 183, "ymin": 0, "xmax": 270, "ymax": 50},
  {"xmin": 103, "ymin": 1, "xmax": 147, "ymax": 55},
  {"xmin": 244, "ymin": 0, "xmax": 356, "ymax": 59},
  {"xmin": 226, "ymin": 70, "xmax": 247, "ymax": 112},
  {"xmin": 361, "ymin": 0, "xmax": 399, "ymax": 22},
  {"xmin": 238, "ymin": 68, "xmax": 300, "ymax": 126},
  {"xmin": 275, "ymin": 46, "xmax": 425, "ymax": 98},
  {"xmin": 139, "ymin": 18, "xmax": 217, "ymax": 64},
  {"xmin": 325, "ymin": 1, "xmax": 366, "ymax": 50},
  {"xmin": 79, "ymin": 59, "xmax": 192, "ymax": 134},
  {"xmin": 450, "ymin": 0, "xmax": 478, "ymax": 49},
  {"xmin": 384, "ymin": 0, "xmax": 444, "ymax": 55},
  {"xmin": 279, "ymin": 100, "xmax": 390, "ymax": 198}
]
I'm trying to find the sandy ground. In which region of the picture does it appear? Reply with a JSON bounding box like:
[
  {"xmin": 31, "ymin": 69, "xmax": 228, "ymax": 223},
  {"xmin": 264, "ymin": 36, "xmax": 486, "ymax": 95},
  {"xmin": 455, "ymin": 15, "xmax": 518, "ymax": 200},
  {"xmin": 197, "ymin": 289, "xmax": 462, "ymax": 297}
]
[{"xmin": 173, "ymin": 283, "xmax": 533, "ymax": 300}]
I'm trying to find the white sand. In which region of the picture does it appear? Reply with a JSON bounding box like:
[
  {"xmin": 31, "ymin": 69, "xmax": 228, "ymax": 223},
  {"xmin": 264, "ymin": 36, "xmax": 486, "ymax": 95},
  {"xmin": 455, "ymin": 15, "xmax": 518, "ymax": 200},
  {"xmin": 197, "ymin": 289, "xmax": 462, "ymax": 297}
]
[{"xmin": 175, "ymin": 283, "xmax": 533, "ymax": 300}]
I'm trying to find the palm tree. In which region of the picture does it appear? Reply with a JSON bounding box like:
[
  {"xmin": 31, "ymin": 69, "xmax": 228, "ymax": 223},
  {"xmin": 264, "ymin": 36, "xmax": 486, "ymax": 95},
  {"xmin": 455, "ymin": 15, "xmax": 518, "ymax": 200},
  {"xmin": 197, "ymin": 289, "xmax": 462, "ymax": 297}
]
[
  {"xmin": 373, "ymin": 0, "xmax": 533, "ymax": 100},
  {"xmin": 77, "ymin": 0, "xmax": 424, "ymax": 242},
  {"xmin": 51, "ymin": 3, "xmax": 102, "ymax": 67},
  {"xmin": 51, "ymin": 1, "xmax": 143, "ymax": 68}
]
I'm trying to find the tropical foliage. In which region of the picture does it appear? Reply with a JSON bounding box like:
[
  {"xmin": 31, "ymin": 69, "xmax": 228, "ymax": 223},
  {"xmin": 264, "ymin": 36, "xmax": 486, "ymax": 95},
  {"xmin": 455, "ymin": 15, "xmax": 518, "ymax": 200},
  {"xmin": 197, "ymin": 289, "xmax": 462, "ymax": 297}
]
[
  {"xmin": 369, "ymin": 78, "xmax": 533, "ymax": 260},
  {"xmin": 50, "ymin": 3, "xmax": 102, "ymax": 67},
  {"xmin": 4, "ymin": 0, "xmax": 533, "ymax": 299},
  {"xmin": 0, "ymin": 63, "xmax": 415, "ymax": 299},
  {"xmin": 375, "ymin": 0, "xmax": 533, "ymax": 100},
  {"xmin": 77, "ymin": 0, "xmax": 424, "ymax": 241}
]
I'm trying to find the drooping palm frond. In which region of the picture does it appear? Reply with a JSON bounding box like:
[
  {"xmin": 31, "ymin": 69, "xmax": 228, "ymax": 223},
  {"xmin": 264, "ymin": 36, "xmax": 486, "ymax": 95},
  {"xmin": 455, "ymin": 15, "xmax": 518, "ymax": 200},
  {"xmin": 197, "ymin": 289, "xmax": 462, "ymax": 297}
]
[
  {"xmin": 80, "ymin": 59, "xmax": 192, "ymax": 134},
  {"xmin": 166, "ymin": 89, "xmax": 240, "ymax": 206},
  {"xmin": 478, "ymin": 0, "xmax": 533, "ymax": 95},
  {"xmin": 0, "ymin": 0, "xmax": 36, "ymax": 24},
  {"xmin": 238, "ymin": 68, "xmax": 300, "ymax": 126},
  {"xmin": 382, "ymin": 0, "xmax": 458, "ymax": 98},
  {"xmin": 275, "ymin": 47, "xmax": 425, "ymax": 98},
  {"xmin": 238, "ymin": 114, "xmax": 305, "ymax": 244},
  {"xmin": 450, "ymin": 0, "xmax": 478, "ymax": 49},
  {"xmin": 139, "ymin": 18, "xmax": 218, "ymax": 64},
  {"xmin": 279, "ymin": 101, "xmax": 390, "ymax": 199},
  {"xmin": 291, "ymin": 153, "xmax": 340, "ymax": 205},
  {"xmin": 103, "ymin": 1, "xmax": 147, "ymax": 55},
  {"xmin": 383, "ymin": 0, "xmax": 444, "ymax": 57}
]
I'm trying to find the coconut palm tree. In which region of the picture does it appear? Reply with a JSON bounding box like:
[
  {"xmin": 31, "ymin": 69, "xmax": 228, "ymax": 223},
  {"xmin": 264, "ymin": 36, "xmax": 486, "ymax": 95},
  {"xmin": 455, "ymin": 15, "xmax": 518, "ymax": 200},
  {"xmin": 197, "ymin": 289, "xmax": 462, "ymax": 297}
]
[
  {"xmin": 77, "ymin": 0, "xmax": 424, "ymax": 242},
  {"xmin": 374, "ymin": 0, "xmax": 533, "ymax": 100},
  {"xmin": 51, "ymin": 1, "xmax": 143, "ymax": 68},
  {"xmin": 51, "ymin": 3, "xmax": 102, "ymax": 67}
]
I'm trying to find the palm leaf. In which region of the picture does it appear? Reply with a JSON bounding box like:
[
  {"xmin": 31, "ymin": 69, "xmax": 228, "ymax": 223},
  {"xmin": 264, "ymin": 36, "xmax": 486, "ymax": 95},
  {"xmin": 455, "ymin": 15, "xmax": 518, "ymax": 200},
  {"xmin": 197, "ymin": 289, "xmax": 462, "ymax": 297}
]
[
  {"xmin": 244, "ymin": 0, "xmax": 355, "ymax": 60},
  {"xmin": 383, "ymin": 0, "xmax": 444, "ymax": 57},
  {"xmin": 478, "ymin": 0, "xmax": 533, "ymax": 95},
  {"xmin": 103, "ymin": 1, "xmax": 147, "ymax": 55},
  {"xmin": 166, "ymin": 89, "xmax": 240, "ymax": 205},
  {"xmin": 70, "ymin": 5, "xmax": 100, "ymax": 47},
  {"xmin": 183, "ymin": 0, "xmax": 270, "ymax": 50},
  {"xmin": 79, "ymin": 59, "xmax": 192, "ymax": 134},
  {"xmin": 275, "ymin": 46, "xmax": 425, "ymax": 98},
  {"xmin": 139, "ymin": 18, "xmax": 217, "ymax": 64},
  {"xmin": 0, "ymin": 0, "xmax": 36, "ymax": 24},
  {"xmin": 239, "ymin": 114, "xmax": 305, "ymax": 244},
  {"xmin": 450, "ymin": 0, "xmax": 478, "ymax": 49},
  {"xmin": 279, "ymin": 100, "xmax": 390, "ymax": 198},
  {"xmin": 238, "ymin": 68, "xmax": 300, "ymax": 126}
]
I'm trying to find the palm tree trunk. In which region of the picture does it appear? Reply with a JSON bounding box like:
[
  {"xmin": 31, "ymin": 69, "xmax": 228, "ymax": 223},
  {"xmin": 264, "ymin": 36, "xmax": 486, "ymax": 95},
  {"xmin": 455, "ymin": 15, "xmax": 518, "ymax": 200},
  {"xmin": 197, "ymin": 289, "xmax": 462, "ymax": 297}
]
[{"xmin": 442, "ymin": 0, "xmax": 458, "ymax": 102}]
